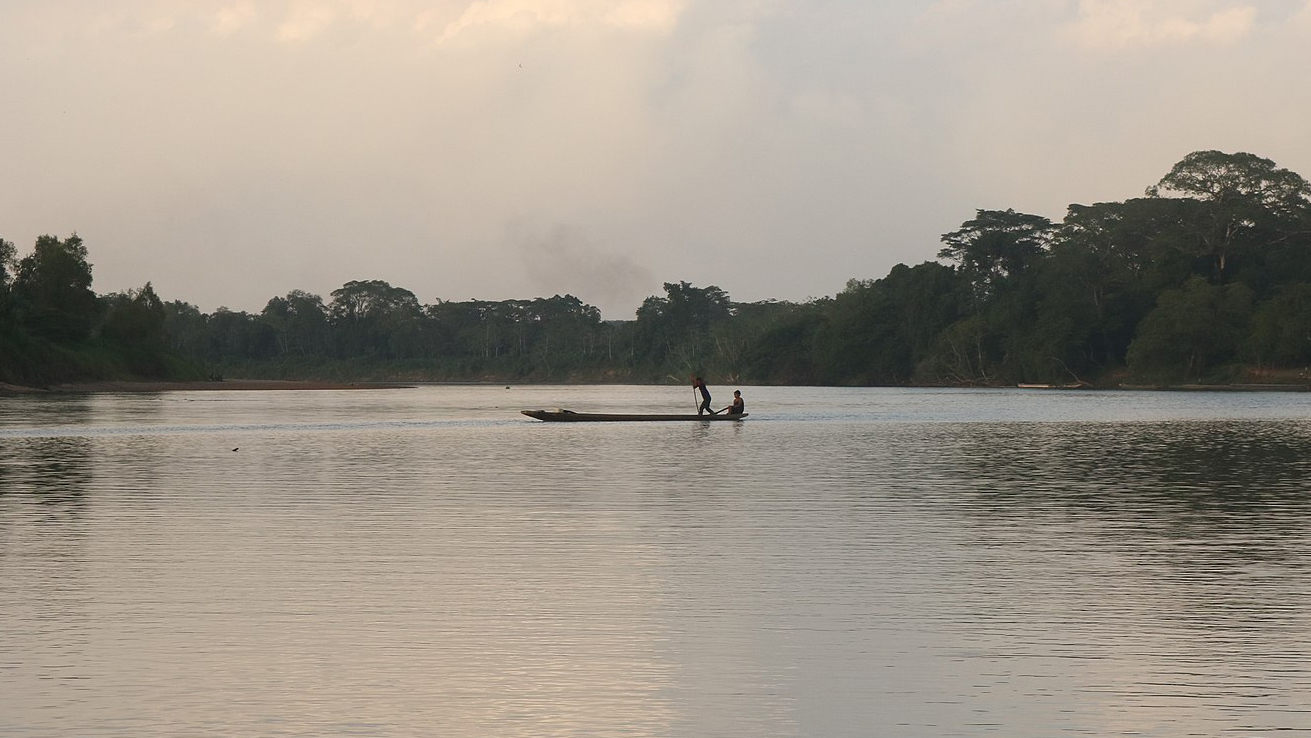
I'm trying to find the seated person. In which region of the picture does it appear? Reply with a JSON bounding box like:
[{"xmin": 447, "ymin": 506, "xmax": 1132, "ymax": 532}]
[{"xmin": 721, "ymin": 390, "xmax": 744, "ymax": 415}]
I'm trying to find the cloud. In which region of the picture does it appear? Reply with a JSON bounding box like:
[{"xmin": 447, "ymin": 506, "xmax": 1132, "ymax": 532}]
[
  {"xmin": 605, "ymin": 0, "xmax": 685, "ymax": 30},
  {"xmin": 1066, "ymin": 0, "xmax": 1257, "ymax": 49},
  {"xmin": 435, "ymin": 0, "xmax": 684, "ymax": 46},
  {"xmin": 210, "ymin": 2, "xmax": 258, "ymax": 35},
  {"xmin": 277, "ymin": 0, "xmax": 341, "ymax": 42},
  {"xmin": 4, "ymin": 0, "xmax": 1311, "ymax": 320}
]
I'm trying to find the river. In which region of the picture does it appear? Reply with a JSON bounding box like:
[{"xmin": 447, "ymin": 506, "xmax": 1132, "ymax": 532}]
[{"xmin": 2, "ymin": 385, "xmax": 1310, "ymax": 737}]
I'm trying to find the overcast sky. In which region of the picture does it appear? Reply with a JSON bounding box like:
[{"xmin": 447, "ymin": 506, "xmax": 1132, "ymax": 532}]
[{"xmin": 3, "ymin": 0, "xmax": 1310, "ymax": 318}]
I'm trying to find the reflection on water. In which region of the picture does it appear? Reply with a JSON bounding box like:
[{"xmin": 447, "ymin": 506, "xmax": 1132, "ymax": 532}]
[{"xmin": 2, "ymin": 387, "xmax": 1311, "ymax": 737}]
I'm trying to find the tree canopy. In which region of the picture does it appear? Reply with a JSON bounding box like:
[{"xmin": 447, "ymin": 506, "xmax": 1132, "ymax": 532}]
[{"xmin": 6, "ymin": 150, "xmax": 1311, "ymax": 388}]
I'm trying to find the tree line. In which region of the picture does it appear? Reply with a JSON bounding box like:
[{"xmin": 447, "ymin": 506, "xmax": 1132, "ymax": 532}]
[
  {"xmin": 4, "ymin": 149, "xmax": 1311, "ymax": 388},
  {"xmin": 0, "ymin": 234, "xmax": 194, "ymax": 385}
]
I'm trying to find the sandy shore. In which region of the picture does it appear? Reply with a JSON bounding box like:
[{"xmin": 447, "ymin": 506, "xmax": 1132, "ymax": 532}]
[{"xmin": 1, "ymin": 380, "xmax": 413, "ymax": 394}]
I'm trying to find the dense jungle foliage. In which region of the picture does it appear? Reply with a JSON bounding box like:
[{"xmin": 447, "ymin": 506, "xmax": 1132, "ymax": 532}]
[{"xmin": 4, "ymin": 150, "xmax": 1311, "ymax": 388}]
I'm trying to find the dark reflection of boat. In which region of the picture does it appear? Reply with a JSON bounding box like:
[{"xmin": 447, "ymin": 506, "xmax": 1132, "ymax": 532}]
[{"xmin": 521, "ymin": 409, "xmax": 748, "ymax": 422}]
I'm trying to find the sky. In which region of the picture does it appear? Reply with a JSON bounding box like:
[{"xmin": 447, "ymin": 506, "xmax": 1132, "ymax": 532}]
[{"xmin": 3, "ymin": 0, "xmax": 1310, "ymax": 319}]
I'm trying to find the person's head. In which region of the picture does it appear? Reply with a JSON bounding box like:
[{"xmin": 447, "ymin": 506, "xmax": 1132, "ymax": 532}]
[{"xmin": 733, "ymin": 390, "xmax": 741, "ymax": 397}]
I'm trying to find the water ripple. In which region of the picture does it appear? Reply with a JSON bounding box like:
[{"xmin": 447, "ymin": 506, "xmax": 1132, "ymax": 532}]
[{"xmin": 2, "ymin": 387, "xmax": 1310, "ymax": 737}]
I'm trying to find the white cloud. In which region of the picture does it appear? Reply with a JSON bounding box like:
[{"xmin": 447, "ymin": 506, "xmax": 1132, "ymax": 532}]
[
  {"xmin": 435, "ymin": 0, "xmax": 684, "ymax": 45},
  {"xmin": 277, "ymin": 0, "xmax": 341, "ymax": 42},
  {"xmin": 604, "ymin": 0, "xmax": 684, "ymax": 31},
  {"xmin": 1066, "ymin": 0, "xmax": 1257, "ymax": 49},
  {"xmin": 210, "ymin": 2, "xmax": 258, "ymax": 35}
]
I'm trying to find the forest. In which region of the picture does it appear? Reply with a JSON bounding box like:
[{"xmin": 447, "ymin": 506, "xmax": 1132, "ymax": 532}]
[{"xmin": 4, "ymin": 150, "xmax": 1311, "ymax": 388}]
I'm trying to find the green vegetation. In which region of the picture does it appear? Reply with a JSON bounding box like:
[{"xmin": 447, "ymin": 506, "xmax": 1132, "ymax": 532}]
[
  {"xmin": 5, "ymin": 149, "xmax": 1311, "ymax": 388},
  {"xmin": 0, "ymin": 234, "xmax": 205, "ymax": 386}
]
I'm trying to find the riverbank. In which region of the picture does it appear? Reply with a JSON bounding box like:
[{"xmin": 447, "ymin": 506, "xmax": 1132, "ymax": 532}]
[{"xmin": 0, "ymin": 380, "xmax": 413, "ymax": 394}]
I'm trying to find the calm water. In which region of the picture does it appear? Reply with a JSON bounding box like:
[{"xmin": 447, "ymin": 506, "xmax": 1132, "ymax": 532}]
[{"xmin": 3, "ymin": 385, "xmax": 1311, "ymax": 737}]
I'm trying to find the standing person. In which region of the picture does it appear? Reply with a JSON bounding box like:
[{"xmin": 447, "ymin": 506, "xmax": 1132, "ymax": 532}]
[
  {"xmin": 720, "ymin": 390, "xmax": 744, "ymax": 415},
  {"xmin": 691, "ymin": 375, "xmax": 714, "ymax": 415}
]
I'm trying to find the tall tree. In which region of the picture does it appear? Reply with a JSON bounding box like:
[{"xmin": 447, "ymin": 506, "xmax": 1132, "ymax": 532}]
[
  {"xmin": 814, "ymin": 263, "xmax": 965, "ymax": 384},
  {"xmin": 206, "ymin": 308, "xmax": 278, "ymax": 361},
  {"xmin": 101, "ymin": 283, "xmax": 170, "ymax": 376},
  {"xmin": 263, "ymin": 290, "xmax": 330, "ymax": 356},
  {"xmin": 13, "ymin": 234, "xmax": 99, "ymax": 342},
  {"xmin": 0, "ymin": 235, "xmax": 16, "ymax": 327},
  {"xmin": 328, "ymin": 280, "xmax": 422, "ymax": 358},
  {"xmin": 1039, "ymin": 198, "xmax": 1193, "ymax": 371},
  {"xmin": 633, "ymin": 282, "xmax": 733, "ymax": 372},
  {"xmin": 1146, "ymin": 150, "xmax": 1311, "ymax": 280},
  {"xmin": 938, "ymin": 209, "xmax": 1055, "ymax": 302},
  {"xmin": 163, "ymin": 301, "xmax": 208, "ymax": 360},
  {"xmin": 101, "ymin": 283, "xmax": 166, "ymax": 347}
]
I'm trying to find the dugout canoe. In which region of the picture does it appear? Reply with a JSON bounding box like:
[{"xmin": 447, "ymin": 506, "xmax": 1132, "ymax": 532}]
[{"xmin": 521, "ymin": 409, "xmax": 748, "ymax": 422}]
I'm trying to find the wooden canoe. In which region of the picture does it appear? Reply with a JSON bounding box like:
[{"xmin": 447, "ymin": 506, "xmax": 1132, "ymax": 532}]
[{"xmin": 521, "ymin": 409, "xmax": 748, "ymax": 422}]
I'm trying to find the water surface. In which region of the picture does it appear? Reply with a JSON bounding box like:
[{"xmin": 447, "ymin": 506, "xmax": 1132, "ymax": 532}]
[{"xmin": 3, "ymin": 386, "xmax": 1311, "ymax": 737}]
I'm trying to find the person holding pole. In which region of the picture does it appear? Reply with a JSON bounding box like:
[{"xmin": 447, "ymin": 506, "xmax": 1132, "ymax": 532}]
[{"xmin": 691, "ymin": 375, "xmax": 714, "ymax": 415}]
